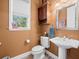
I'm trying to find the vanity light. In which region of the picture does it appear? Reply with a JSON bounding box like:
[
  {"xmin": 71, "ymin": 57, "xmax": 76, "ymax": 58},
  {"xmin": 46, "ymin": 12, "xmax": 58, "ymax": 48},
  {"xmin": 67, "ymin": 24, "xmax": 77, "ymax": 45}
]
[
  {"xmin": 55, "ymin": 3, "xmax": 63, "ymax": 10},
  {"xmin": 61, "ymin": 0, "xmax": 68, "ymax": 3},
  {"xmin": 52, "ymin": 3, "xmax": 61, "ymax": 15},
  {"xmin": 55, "ymin": 3, "xmax": 60, "ymax": 7}
]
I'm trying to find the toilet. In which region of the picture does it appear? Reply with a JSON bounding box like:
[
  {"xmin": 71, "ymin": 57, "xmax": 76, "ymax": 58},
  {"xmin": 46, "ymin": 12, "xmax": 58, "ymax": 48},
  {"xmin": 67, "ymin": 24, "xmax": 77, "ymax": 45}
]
[{"xmin": 32, "ymin": 36, "xmax": 50, "ymax": 59}]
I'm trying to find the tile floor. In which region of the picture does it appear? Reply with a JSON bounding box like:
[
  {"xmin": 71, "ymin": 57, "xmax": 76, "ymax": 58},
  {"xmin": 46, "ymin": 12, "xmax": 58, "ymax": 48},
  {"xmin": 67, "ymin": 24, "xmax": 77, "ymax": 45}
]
[{"xmin": 27, "ymin": 54, "xmax": 54, "ymax": 59}]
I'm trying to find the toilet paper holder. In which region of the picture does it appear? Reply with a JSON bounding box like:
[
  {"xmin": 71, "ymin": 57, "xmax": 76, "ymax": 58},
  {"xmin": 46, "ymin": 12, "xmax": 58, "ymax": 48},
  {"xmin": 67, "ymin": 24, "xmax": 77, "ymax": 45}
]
[{"xmin": 24, "ymin": 39, "xmax": 30, "ymax": 45}]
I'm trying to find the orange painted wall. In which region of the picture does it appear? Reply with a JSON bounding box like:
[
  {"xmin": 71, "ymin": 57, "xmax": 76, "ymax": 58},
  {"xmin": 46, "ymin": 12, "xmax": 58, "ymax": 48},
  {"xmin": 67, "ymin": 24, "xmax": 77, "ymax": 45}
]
[{"xmin": 0, "ymin": 0, "xmax": 40, "ymax": 58}]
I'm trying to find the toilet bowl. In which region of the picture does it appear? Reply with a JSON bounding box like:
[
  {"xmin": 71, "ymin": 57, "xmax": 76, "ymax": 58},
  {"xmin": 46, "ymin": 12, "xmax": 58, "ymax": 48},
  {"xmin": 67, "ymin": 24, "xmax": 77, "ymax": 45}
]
[
  {"xmin": 32, "ymin": 36, "xmax": 50, "ymax": 59},
  {"xmin": 32, "ymin": 45, "xmax": 45, "ymax": 59}
]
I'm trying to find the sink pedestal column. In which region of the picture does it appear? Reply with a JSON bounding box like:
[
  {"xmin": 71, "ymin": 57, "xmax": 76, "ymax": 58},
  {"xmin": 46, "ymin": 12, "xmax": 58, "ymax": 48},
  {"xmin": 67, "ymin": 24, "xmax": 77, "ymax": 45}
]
[{"xmin": 58, "ymin": 47, "xmax": 67, "ymax": 59}]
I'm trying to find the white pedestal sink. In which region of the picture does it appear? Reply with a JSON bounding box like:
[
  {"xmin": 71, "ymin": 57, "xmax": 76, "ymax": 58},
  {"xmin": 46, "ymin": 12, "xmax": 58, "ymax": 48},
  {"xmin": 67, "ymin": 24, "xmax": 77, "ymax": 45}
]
[
  {"xmin": 58, "ymin": 47, "xmax": 67, "ymax": 59},
  {"xmin": 50, "ymin": 37, "xmax": 79, "ymax": 59}
]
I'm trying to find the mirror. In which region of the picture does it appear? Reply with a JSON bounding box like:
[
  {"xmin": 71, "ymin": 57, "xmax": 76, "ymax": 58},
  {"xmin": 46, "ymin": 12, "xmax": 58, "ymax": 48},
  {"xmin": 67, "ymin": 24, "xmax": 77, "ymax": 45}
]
[
  {"xmin": 56, "ymin": 3, "xmax": 79, "ymax": 30},
  {"xmin": 58, "ymin": 7, "xmax": 67, "ymax": 29},
  {"xmin": 67, "ymin": 4, "xmax": 78, "ymax": 30}
]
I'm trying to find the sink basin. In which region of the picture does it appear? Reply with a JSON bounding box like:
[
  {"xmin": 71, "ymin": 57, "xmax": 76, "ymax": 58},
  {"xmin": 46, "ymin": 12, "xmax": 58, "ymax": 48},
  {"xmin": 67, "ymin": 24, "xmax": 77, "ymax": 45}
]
[
  {"xmin": 50, "ymin": 37, "xmax": 79, "ymax": 49},
  {"xmin": 50, "ymin": 37, "xmax": 79, "ymax": 59}
]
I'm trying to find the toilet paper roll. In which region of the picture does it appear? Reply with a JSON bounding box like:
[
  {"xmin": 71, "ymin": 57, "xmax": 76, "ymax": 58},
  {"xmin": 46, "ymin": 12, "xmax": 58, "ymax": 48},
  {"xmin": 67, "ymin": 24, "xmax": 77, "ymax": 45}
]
[
  {"xmin": 25, "ymin": 39, "xmax": 30, "ymax": 44},
  {"xmin": 27, "ymin": 39, "xmax": 30, "ymax": 43}
]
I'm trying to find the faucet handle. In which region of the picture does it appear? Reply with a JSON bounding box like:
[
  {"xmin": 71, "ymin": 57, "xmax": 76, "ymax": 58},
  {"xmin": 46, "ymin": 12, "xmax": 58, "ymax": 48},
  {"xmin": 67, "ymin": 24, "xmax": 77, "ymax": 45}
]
[
  {"xmin": 65, "ymin": 35, "xmax": 72, "ymax": 39},
  {"xmin": 68, "ymin": 35, "xmax": 73, "ymax": 39}
]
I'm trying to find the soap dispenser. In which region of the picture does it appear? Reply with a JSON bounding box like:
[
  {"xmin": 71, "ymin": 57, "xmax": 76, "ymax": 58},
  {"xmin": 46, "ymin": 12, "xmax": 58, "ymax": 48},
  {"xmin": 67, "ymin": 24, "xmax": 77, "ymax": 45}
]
[{"xmin": 48, "ymin": 25, "xmax": 54, "ymax": 38}]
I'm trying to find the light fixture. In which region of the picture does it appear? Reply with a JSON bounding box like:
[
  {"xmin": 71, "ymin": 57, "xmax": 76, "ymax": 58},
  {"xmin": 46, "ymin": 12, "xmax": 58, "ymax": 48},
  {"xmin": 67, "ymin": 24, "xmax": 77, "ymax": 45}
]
[
  {"xmin": 55, "ymin": 3, "xmax": 60, "ymax": 7},
  {"xmin": 61, "ymin": 0, "xmax": 68, "ymax": 3}
]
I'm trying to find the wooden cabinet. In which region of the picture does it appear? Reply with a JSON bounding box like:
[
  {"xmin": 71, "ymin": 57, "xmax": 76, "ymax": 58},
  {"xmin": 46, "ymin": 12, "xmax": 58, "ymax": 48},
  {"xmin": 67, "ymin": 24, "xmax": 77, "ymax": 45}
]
[{"xmin": 38, "ymin": 0, "xmax": 47, "ymax": 24}]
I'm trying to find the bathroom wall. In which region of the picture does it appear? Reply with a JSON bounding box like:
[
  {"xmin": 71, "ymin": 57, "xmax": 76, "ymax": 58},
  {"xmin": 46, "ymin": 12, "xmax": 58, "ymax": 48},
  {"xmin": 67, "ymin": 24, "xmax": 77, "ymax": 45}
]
[
  {"xmin": 0, "ymin": 0, "xmax": 40, "ymax": 58},
  {"xmin": 39, "ymin": 0, "xmax": 79, "ymax": 59}
]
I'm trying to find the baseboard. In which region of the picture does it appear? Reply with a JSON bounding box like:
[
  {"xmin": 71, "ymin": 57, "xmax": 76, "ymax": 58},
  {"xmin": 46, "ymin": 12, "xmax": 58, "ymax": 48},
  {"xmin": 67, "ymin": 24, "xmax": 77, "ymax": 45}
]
[
  {"xmin": 11, "ymin": 51, "xmax": 32, "ymax": 59},
  {"xmin": 46, "ymin": 50, "xmax": 58, "ymax": 59},
  {"xmin": 10, "ymin": 50, "xmax": 58, "ymax": 59}
]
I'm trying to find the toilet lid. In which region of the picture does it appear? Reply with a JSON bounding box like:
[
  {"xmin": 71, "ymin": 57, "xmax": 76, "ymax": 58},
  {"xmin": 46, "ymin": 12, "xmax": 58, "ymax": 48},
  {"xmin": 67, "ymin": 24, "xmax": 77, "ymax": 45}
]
[{"xmin": 32, "ymin": 45, "xmax": 44, "ymax": 52}]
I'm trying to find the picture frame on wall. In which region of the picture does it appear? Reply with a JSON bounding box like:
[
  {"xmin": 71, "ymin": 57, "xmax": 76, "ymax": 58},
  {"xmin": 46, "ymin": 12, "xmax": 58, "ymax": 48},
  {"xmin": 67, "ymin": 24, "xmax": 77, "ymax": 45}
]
[{"xmin": 9, "ymin": 0, "xmax": 31, "ymax": 31}]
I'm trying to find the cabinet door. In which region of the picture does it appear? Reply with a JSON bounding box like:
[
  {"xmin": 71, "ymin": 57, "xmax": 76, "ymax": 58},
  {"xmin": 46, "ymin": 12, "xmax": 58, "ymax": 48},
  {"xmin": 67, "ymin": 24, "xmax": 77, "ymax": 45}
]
[
  {"xmin": 38, "ymin": 2, "xmax": 47, "ymax": 24},
  {"xmin": 43, "ymin": 4, "xmax": 47, "ymax": 19},
  {"xmin": 38, "ymin": 7, "xmax": 43, "ymax": 21},
  {"xmin": 38, "ymin": 5, "xmax": 47, "ymax": 20}
]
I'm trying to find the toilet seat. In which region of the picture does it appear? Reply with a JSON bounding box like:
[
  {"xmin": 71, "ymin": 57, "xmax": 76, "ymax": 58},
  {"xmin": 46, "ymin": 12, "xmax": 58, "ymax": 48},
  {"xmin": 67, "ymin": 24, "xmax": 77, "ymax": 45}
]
[
  {"xmin": 32, "ymin": 45, "xmax": 44, "ymax": 51},
  {"xmin": 32, "ymin": 45, "xmax": 45, "ymax": 54}
]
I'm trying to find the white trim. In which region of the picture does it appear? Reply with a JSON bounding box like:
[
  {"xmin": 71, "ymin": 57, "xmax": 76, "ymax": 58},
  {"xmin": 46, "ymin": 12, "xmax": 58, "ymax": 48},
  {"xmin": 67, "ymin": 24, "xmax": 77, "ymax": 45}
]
[
  {"xmin": 46, "ymin": 50, "xmax": 58, "ymax": 59},
  {"xmin": 11, "ymin": 51, "xmax": 32, "ymax": 59},
  {"xmin": 10, "ymin": 50, "xmax": 58, "ymax": 59}
]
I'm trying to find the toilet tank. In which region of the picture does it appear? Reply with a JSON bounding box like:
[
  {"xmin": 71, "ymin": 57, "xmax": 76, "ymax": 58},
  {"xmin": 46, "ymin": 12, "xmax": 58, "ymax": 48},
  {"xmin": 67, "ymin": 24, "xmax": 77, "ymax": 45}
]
[{"xmin": 40, "ymin": 36, "xmax": 50, "ymax": 48}]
